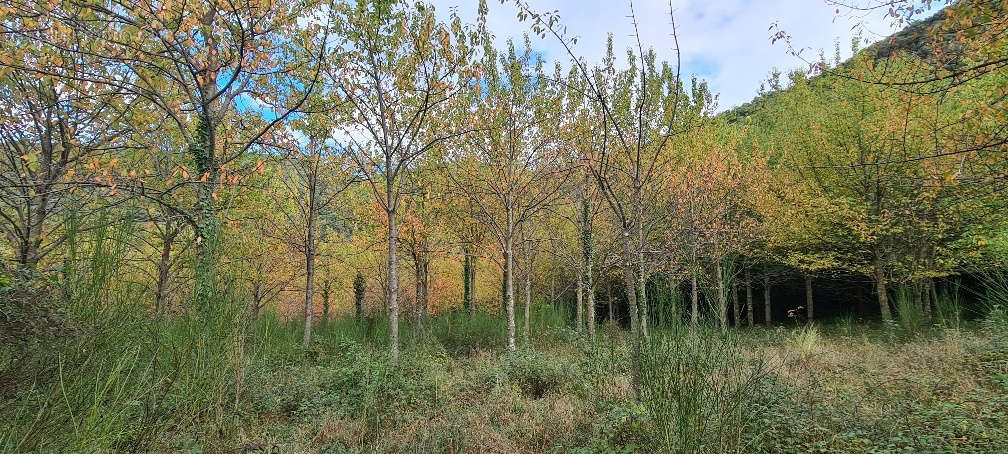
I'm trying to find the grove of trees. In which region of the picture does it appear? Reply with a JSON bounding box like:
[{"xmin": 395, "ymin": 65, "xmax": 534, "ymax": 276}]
[{"xmin": 1, "ymin": 0, "xmax": 1006, "ymax": 448}]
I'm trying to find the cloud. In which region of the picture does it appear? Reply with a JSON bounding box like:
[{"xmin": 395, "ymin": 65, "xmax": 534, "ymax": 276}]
[{"xmin": 431, "ymin": 0, "xmax": 940, "ymax": 111}]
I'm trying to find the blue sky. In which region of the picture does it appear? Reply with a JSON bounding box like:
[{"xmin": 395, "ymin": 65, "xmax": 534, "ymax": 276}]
[{"xmin": 431, "ymin": 0, "xmax": 941, "ymax": 111}]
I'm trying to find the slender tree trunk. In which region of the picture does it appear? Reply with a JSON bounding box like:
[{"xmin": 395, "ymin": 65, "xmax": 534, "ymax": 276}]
[
  {"xmin": 923, "ymin": 278, "xmax": 934, "ymax": 321},
  {"xmin": 524, "ymin": 256, "xmax": 531, "ymax": 343},
  {"xmin": 691, "ymin": 270, "xmax": 699, "ymax": 326},
  {"xmin": 549, "ymin": 270, "xmax": 555, "ymax": 305},
  {"xmin": 576, "ymin": 277, "xmax": 584, "ymax": 333},
  {"xmin": 505, "ymin": 237, "xmax": 516, "ymax": 353},
  {"xmin": 717, "ymin": 263, "xmax": 727, "ymax": 333},
  {"xmin": 637, "ymin": 222, "xmax": 648, "ymax": 338},
  {"xmin": 154, "ymin": 225, "xmax": 177, "ymax": 316},
  {"xmin": 731, "ymin": 281, "xmax": 740, "ymax": 328},
  {"xmin": 422, "ymin": 261, "xmax": 429, "ymax": 317},
  {"xmin": 463, "ymin": 249, "xmax": 472, "ymax": 312},
  {"xmin": 763, "ymin": 269, "xmax": 772, "ymax": 327},
  {"xmin": 587, "ymin": 281, "xmax": 596, "ymax": 341},
  {"xmin": 322, "ymin": 281, "xmax": 330, "ymax": 325},
  {"xmin": 930, "ymin": 279, "xmax": 939, "ymax": 310},
  {"xmin": 805, "ymin": 274, "xmax": 814, "ymax": 322},
  {"xmin": 607, "ymin": 281, "xmax": 614, "ymax": 323},
  {"xmin": 193, "ymin": 113, "xmax": 220, "ymax": 312},
  {"xmin": 581, "ymin": 186, "xmax": 595, "ymax": 341},
  {"xmin": 252, "ymin": 284, "xmax": 264, "ymax": 320},
  {"xmin": 414, "ymin": 258, "xmax": 424, "ymax": 330},
  {"xmin": 621, "ymin": 232, "xmax": 640, "ymax": 340},
  {"xmin": 874, "ymin": 252, "xmax": 892, "ymax": 321},
  {"xmin": 745, "ymin": 268, "xmax": 754, "ymax": 327},
  {"xmin": 303, "ymin": 245, "xmax": 315, "ymax": 347},
  {"xmin": 620, "ymin": 229, "xmax": 640, "ymax": 400},
  {"xmin": 638, "ymin": 267, "xmax": 648, "ymax": 338},
  {"xmin": 388, "ymin": 210, "xmax": 400, "ymax": 361},
  {"xmin": 470, "ymin": 258, "xmax": 477, "ymax": 311}
]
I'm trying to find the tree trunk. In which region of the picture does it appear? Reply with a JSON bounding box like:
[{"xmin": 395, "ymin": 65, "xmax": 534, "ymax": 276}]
[
  {"xmin": 607, "ymin": 281, "xmax": 614, "ymax": 323},
  {"xmin": 621, "ymin": 232, "xmax": 640, "ymax": 340},
  {"xmin": 193, "ymin": 113, "xmax": 220, "ymax": 313},
  {"xmin": 463, "ymin": 249, "xmax": 472, "ymax": 312},
  {"xmin": 691, "ymin": 270, "xmax": 699, "ymax": 326},
  {"xmin": 524, "ymin": 256, "xmax": 531, "ymax": 343},
  {"xmin": 303, "ymin": 246, "xmax": 315, "ymax": 347},
  {"xmin": 414, "ymin": 258, "xmax": 425, "ymax": 331},
  {"xmin": 322, "ymin": 280, "xmax": 331, "ymax": 325},
  {"xmin": 620, "ymin": 230, "xmax": 641, "ymax": 400},
  {"xmin": 637, "ymin": 266, "xmax": 648, "ymax": 338},
  {"xmin": 388, "ymin": 210, "xmax": 400, "ymax": 361},
  {"xmin": 717, "ymin": 263, "xmax": 727, "ymax": 333},
  {"xmin": 354, "ymin": 271, "xmax": 364, "ymax": 320},
  {"xmin": 505, "ymin": 237, "xmax": 516, "ymax": 353},
  {"xmin": 470, "ymin": 258, "xmax": 476, "ymax": 311},
  {"xmin": 923, "ymin": 278, "xmax": 933, "ymax": 321},
  {"xmin": 252, "ymin": 283, "xmax": 264, "ymax": 320},
  {"xmin": 731, "ymin": 281, "xmax": 740, "ymax": 328},
  {"xmin": 745, "ymin": 268, "xmax": 754, "ymax": 327},
  {"xmin": 587, "ymin": 282, "xmax": 596, "ymax": 341},
  {"xmin": 805, "ymin": 274, "xmax": 814, "ymax": 322},
  {"xmin": 576, "ymin": 277, "xmax": 584, "ymax": 333},
  {"xmin": 874, "ymin": 252, "xmax": 892, "ymax": 321},
  {"xmin": 637, "ymin": 221, "xmax": 648, "ymax": 338},
  {"xmin": 763, "ymin": 269, "xmax": 772, "ymax": 327},
  {"xmin": 154, "ymin": 224, "xmax": 178, "ymax": 316},
  {"xmin": 580, "ymin": 183, "xmax": 595, "ymax": 341},
  {"xmin": 422, "ymin": 261, "xmax": 429, "ymax": 318}
]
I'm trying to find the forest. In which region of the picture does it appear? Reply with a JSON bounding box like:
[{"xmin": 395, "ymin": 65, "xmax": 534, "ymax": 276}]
[{"xmin": 1, "ymin": 0, "xmax": 1007, "ymax": 452}]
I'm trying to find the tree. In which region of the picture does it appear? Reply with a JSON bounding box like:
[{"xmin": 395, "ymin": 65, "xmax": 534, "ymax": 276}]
[
  {"xmin": 445, "ymin": 38, "xmax": 571, "ymax": 352},
  {"xmin": 273, "ymin": 129, "xmax": 356, "ymax": 346},
  {"xmin": 330, "ymin": 0, "xmax": 475, "ymax": 360},
  {"xmin": 0, "ymin": 14, "xmax": 131, "ymax": 271},
  {"xmin": 5, "ymin": 0, "xmax": 329, "ymax": 310}
]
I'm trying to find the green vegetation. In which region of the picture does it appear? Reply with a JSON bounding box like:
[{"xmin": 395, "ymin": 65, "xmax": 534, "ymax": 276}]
[{"xmin": 2, "ymin": 0, "xmax": 1007, "ymax": 452}]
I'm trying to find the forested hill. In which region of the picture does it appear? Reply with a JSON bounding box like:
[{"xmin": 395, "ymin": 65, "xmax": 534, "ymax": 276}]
[{"xmin": 722, "ymin": 2, "xmax": 958, "ymax": 122}]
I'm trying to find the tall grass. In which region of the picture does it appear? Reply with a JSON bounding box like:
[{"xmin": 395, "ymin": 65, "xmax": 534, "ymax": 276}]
[
  {"xmin": 933, "ymin": 280, "xmax": 963, "ymax": 331},
  {"xmin": 0, "ymin": 217, "xmax": 274, "ymax": 452},
  {"xmin": 638, "ymin": 322, "xmax": 772, "ymax": 453},
  {"xmin": 975, "ymin": 269, "xmax": 1008, "ymax": 345},
  {"xmin": 893, "ymin": 286, "xmax": 926, "ymax": 336}
]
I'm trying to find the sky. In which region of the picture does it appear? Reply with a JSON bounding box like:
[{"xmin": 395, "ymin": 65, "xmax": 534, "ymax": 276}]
[{"xmin": 429, "ymin": 0, "xmax": 941, "ymax": 111}]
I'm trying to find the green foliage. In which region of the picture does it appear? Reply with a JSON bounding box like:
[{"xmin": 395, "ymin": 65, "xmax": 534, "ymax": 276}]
[
  {"xmin": 571, "ymin": 404, "xmax": 649, "ymax": 454},
  {"xmin": 639, "ymin": 324, "xmax": 773, "ymax": 453},
  {"xmin": 934, "ymin": 280, "xmax": 963, "ymax": 331},
  {"xmin": 353, "ymin": 271, "xmax": 365, "ymax": 319},
  {"xmin": 0, "ymin": 220, "xmax": 265, "ymax": 452},
  {"xmin": 893, "ymin": 286, "xmax": 927, "ymax": 337},
  {"xmin": 429, "ymin": 309, "xmax": 503, "ymax": 355},
  {"xmin": 504, "ymin": 347, "xmax": 578, "ymax": 399}
]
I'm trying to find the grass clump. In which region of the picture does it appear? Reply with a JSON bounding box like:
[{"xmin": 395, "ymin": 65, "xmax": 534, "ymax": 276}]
[{"xmin": 639, "ymin": 324, "xmax": 773, "ymax": 453}]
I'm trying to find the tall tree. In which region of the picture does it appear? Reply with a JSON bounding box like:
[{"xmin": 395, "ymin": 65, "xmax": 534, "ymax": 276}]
[
  {"xmin": 6, "ymin": 0, "xmax": 329, "ymax": 310},
  {"xmin": 330, "ymin": 0, "xmax": 475, "ymax": 360},
  {"xmin": 445, "ymin": 38, "xmax": 570, "ymax": 352}
]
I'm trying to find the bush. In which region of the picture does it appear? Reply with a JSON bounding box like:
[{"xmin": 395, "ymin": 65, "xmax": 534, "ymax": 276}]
[
  {"xmin": 504, "ymin": 348, "xmax": 578, "ymax": 399},
  {"xmin": 295, "ymin": 339, "xmax": 436, "ymax": 421}
]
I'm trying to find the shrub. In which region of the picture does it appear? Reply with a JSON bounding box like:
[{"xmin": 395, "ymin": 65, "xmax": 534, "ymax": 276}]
[{"xmin": 504, "ymin": 348, "xmax": 577, "ymax": 399}]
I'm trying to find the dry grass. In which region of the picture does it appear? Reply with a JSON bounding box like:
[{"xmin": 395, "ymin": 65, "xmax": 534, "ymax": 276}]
[{"xmin": 231, "ymin": 324, "xmax": 1006, "ymax": 453}]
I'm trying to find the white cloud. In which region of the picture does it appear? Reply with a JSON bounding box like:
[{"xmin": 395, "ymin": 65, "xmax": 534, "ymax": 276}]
[{"xmin": 431, "ymin": 0, "xmax": 940, "ymax": 110}]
